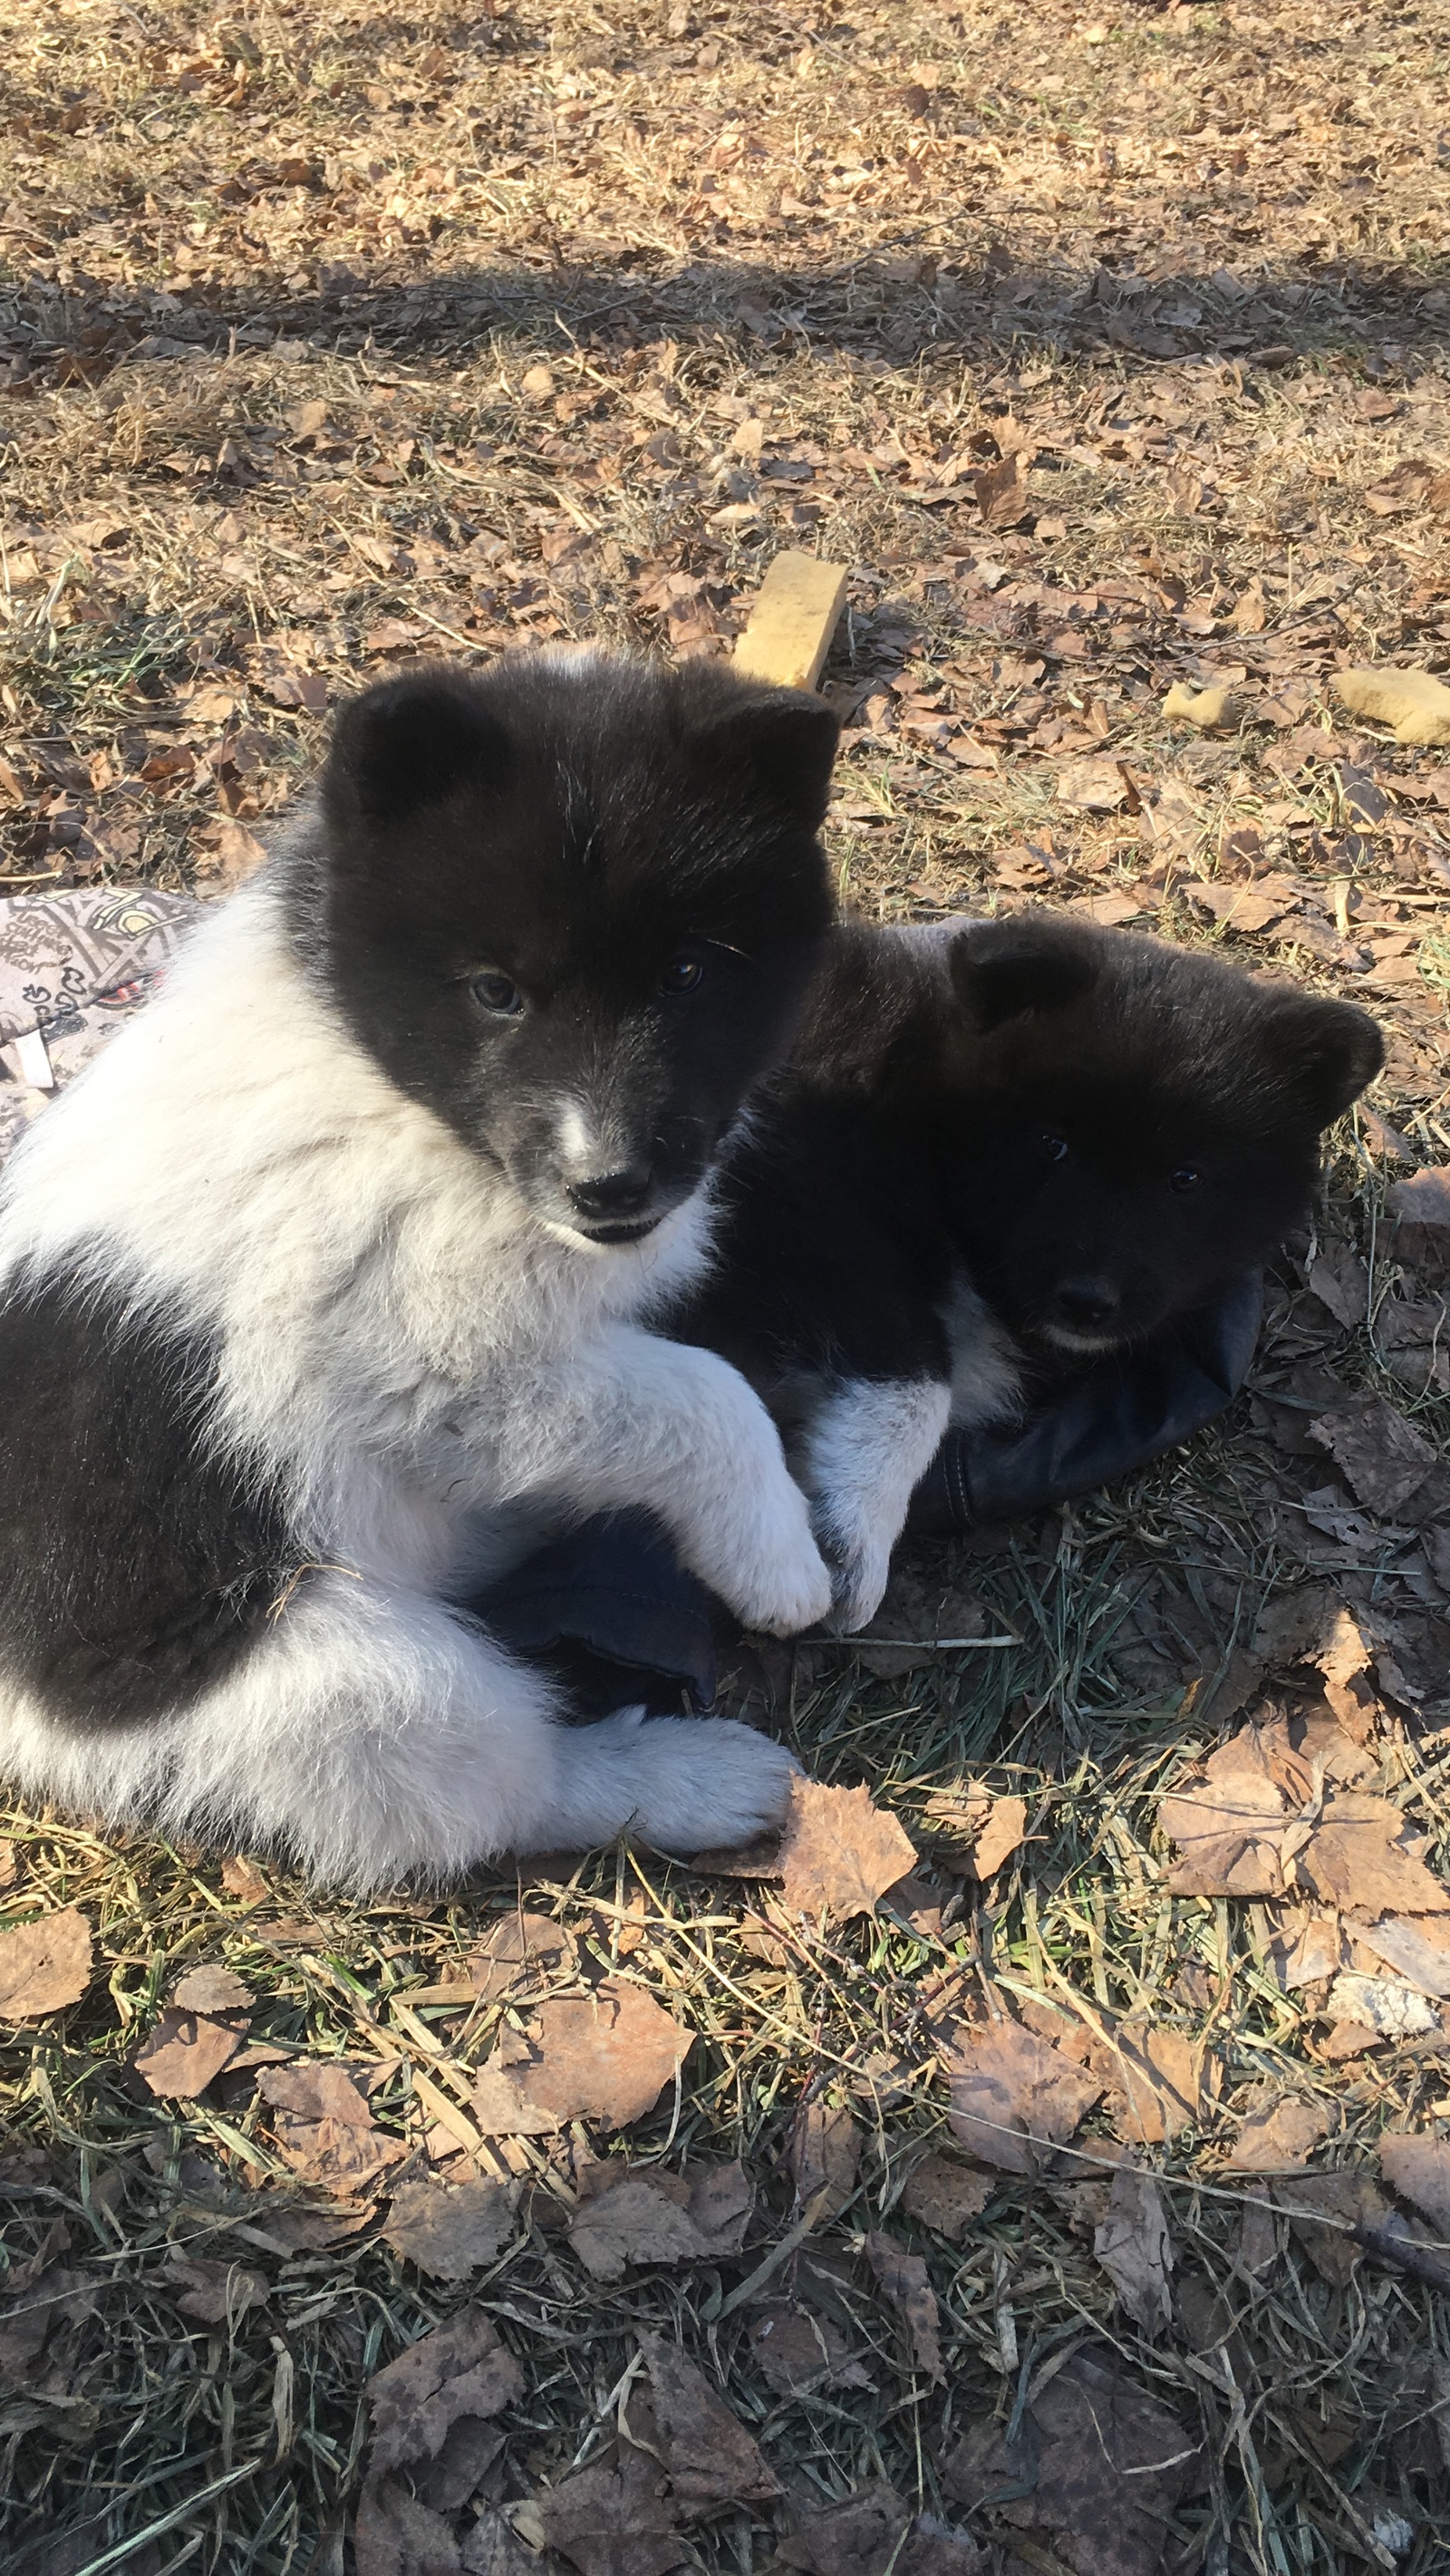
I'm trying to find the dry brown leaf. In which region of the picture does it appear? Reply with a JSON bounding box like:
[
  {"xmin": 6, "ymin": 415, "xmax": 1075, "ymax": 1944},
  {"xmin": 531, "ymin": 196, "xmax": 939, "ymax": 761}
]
[
  {"xmin": 1057, "ymin": 753, "xmax": 1131, "ymax": 813},
  {"xmin": 0, "ymin": 1844, "xmax": 16, "ymax": 1890},
  {"xmin": 367, "ymin": 2306, "xmax": 525, "ymax": 2479},
  {"xmin": 777, "ymin": 2482, "xmax": 910, "ymax": 2576},
  {"xmin": 536, "ymin": 2449, "xmax": 684, "ymax": 2576},
  {"xmin": 220, "ymin": 1855, "xmax": 269, "ymax": 1903},
  {"xmin": 1265, "ymin": 1911, "xmax": 1344, "ymax": 1990},
  {"xmin": 972, "ymin": 452, "xmax": 1031, "ymax": 528},
  {"xmin": 780, "ymin": 2487, "xmax": 987, "ymax": 2575},
  {"xmin": 638, "ymin": 2330, "xmax": 780, "ymax": 2513},
  {"xmin": 164, "ymin": 2256, "xmax": 269, "ymax": 2323},
  {"xmin": 1354, "ymin": 1914, "xmax": 1450, "ymax": 1997},
  {"xmin": 258, "ymin": 2061, "xmax": 407, "ymax": 2193},
  {"xmin": 747, "ymin": 2302, "xmax": 872, "ymax": 2396},
  {"xmin": 946, "ymin": 2020, "xmax": 1104, "ymax": 2174},
  {"xmin": 459, "ymin": 2512, "xmax": 538, "ymax": 2576},
  {"xmin": 133, "ymin": 2007, "xmax": 249, "ymax": 2099},
  {"xmin": 1275, "ymin": 2171, "xmax": 1392, "ymax": 2286},
  {"xmin": 1224, "ymin": 2094, "xmax": 1330, "ymax": 2173},
  {"xmin": 1307, "ymin": 1398, "xmax": 1438, "ymax": 1517},
  {"xmin": 382, "ymin": 2176, "xmax": 518, "ymax": 2281},
  {"xmin": 353, "ymin": 2476, "xmax": 464, "ymax": 2576},
  {"xmin": 790, "ymin": 2100, "xmax": 863, "ymax": 2218},
  {"xmin": 774, "ymin": 1777, "xmax": 916, "ymax": 1920},
  {"xmin": 1159, "ymin": 1737, "xmax": 1290, "ymax": 1897},
  {"xmin": 470, "ymin": 1978, "xmax": 692, "ymax": 2134},
  {"xmin": 1300, "ymin": 1792, "xmax": 1450, "ymax": 1917},
  {"xmin": 0, "ymin": 1907, "xmax": 92, "ymax": 2019},
  {"xmin": 901, "ymin": 2150, "xmax": 995, "ymax": 2240},
  {"xmin": 468, "ymin": 1913, "xmax": 573, "ymax": 2000},
  {"xmin": 972, "ymin": 1796, "xmax": 1028, "ymax": 1881},
  {"xmin": 1378, "ymin": 2131, "xmax": 1450, "ymax": 2232},
  {"xmin": 865, "ymin": 2231, "xmax": 944, "ymax": 2381},
  {"xmin": 1387, "ymin": 1167, "xmax": 1450, "ymax": 1276},
  {"xmin": 172, "ymin": 1966, "xmax": 252, "ymax": 2015},
  {"xmin": 1334, "ymin": 665, "xmax": 1450, "ymax": 746},
  {"xmin": 943, "ymin": 2349, "xmax": 1200, "ymax": 2576},
  {"xmin": 567, "ymin": 2159, "xmax": 752, "ymax": 2283},
  {"xmin": 1092, "ymin": 2164, "xmax": 1174, "ymax": 2337},
  {"xmin": 1100, "ymin": 2024, "xmax": 1207, "ymax": 2147},
  {"xmin": 1163, "ymin": 680, "xmax": 1239, "ymax": 730}
]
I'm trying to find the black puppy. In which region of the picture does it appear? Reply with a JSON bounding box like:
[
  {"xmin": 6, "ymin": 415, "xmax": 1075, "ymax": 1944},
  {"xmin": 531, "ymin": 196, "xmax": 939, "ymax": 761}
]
[{"xmin": 674, "ymin": 909, "xmax": 1384, "ymax": 1630}]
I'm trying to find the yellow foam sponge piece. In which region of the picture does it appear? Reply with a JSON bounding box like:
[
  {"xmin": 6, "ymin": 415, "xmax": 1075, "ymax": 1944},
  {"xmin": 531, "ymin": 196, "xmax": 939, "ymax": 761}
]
[{"xmin": 733, "ymin": 550, "xmax": 849, "ymax": 692}]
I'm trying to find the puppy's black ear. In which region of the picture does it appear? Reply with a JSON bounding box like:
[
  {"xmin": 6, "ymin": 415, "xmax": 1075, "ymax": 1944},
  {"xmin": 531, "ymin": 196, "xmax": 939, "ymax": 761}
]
[
  {"xmin": 324, "ymin": 672, "xmax": 512, "ymax": 826},
  {"xmin": 1262, "ymin": 989, "xmax": 1385, "ymax": 1128},
  {"xmin": 949, "ymin": 918, "xmax": 1099, "ymax": 1032},
  {"xmin": 684, "ymin": 683, "xmax": 840, "ymax": 826}
]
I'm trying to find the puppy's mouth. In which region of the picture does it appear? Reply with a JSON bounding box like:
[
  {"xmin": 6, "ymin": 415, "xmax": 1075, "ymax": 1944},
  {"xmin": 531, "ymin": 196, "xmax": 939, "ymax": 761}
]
[{"xmin": 573, "ymin": 1215, "xmax": 663, "ymax": 1247}]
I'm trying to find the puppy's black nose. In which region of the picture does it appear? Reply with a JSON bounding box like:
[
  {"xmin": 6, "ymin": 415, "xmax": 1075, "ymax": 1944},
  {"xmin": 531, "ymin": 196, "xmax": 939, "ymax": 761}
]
[
  {"xmin": 1054, "ymin": 1277, "xmax": 1119, "ymax": 1326},
  {"xmin": 566, "ymin": 1166, "xmax": 654, "ymax": 1221}
]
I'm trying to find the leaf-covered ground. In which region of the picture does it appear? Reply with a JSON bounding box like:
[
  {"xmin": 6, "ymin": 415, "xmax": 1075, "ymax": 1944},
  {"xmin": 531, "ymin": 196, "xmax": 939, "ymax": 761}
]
[{"xmin": 2, "ymin": 3, "xmax": 1449, "ymax": 2572}]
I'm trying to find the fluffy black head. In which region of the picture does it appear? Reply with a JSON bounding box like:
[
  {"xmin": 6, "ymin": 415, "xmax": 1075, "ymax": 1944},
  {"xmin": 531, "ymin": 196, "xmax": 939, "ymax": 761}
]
[
  {"xmin": 297, "ymin": 651, "xmax": 838, "ymax": 1242},
  {"xmin": 944, "ymin": 911, "xmax": 1384, "ymax": 1352}
]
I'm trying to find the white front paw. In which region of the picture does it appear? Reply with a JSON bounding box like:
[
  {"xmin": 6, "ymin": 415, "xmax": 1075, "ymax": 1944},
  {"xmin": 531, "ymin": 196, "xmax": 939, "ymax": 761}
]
[
  {"xmin": 823, "ymin": 1540, "xmax": 892, "ymax": 1638},
  {"xmin": 704, "ymin": 1478, "xmax": 833, "ymax": 1637},
  {"xmin": 626, "ymin": 1717, "xmax": 801, "ymax": 1852}
]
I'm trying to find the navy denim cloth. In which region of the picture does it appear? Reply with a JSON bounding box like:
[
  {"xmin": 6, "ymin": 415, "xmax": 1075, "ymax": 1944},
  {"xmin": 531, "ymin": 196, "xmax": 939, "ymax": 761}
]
[{"xmin": 472, "ymin": 1270, "xmax": 1263, "ymax": 1709}]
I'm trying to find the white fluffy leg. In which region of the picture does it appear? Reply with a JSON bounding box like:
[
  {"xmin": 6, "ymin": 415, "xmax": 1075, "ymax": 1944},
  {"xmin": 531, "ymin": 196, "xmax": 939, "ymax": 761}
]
[
  {"xmin": 0, "ymin": 1571, "xmax": 799, "ymax": 1888},
  {"xmin": 802, "ymin": 1376, "xmax": 953, "ymax": 1633}
]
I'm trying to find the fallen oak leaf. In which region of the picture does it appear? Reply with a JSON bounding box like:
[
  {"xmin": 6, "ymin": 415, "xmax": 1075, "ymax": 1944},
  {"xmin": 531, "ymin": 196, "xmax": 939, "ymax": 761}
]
[
  {"xmin": 133, "ymin": 2008, "xmax": 249, "ymax": 2100},
  {"xmin": 775, "ymin": 1777, "xmax": 917, "ymax": 1921},
  {"xmin": 1378, "ymin": 2132, "xmax": 1450, "ymax": 2233},
  {"xmin": 382, "ymin": 2175, "xmax": 519, "ymax": 2281},
  {"xmin": 172, "ymin": 1966, "xmax": 251, "ymax": 2014},
  {"xmin": 1353, "ymin": 1913, "xmax": 1450, "ymax": 1997},
  {"xmin": 257, "ymin": 2060, "xmax": 407, "ymax": 2192},
  {"xmin": 536, "ymin": 2449, "xmax": 685, "ymax": 2576},
  {"xmin": 943, "ymin": 2348, "xmax": 1201, "ymax": 2576},
  {"xmin": 367, "ymin": 2305, "xmax": 524, "ymax": 2478},
  {"xmin": 638, "ymin": 2329, "xmax": 781, "ymax": 2514},
  {"xmin": 972, "ymin": 451, "xmax": 1032, "ymax": 528},
  {"xmin": 865, "ymin": 2231, "xmax": 945, "ymax": 2382},
  {"xmin": 747, "ymin": 2302, "xmax": 873, "ymax": 2396},
  {"xmin": 1159, "ymin": 1736, "xmax": 1290, "ymax": 1897},
  {"xmin": 567, "ymin": 2159, "xmax": 752, "ymax": 2284},
  {"xmin": 945, "ymin": 2019, "xmax": 1104, "ymax": 2174},
  {"xmin": 353, "ymin": 2477, "xmax": 464, "ymax": 2576},
  {"xmin": 164, "ymin": 2256, "xmax": 269, "ymax": 2323},
  {"xmin": 1300, "ymin": 1793, "xmax": 1450, "ymax": 1917},
  {"xmin": 1307, "ymin": 1397, "xmax": 1438, "ymax": 1518},
  {"xmin": 1092, "ymin": 2164, "xmax": 1174, "ymax": 2337},
  {"xmin": 1223, "ymin": 2093, "xmax": 1329, "ymax": 2173},
  {"xmin": 790, "ymin": 2099, "xmax": 863, "ymax": 2218},
  {"xmin": 900, "ymin": 2150, "xmax": 995, "ymax": 2240},
  {"xmin": 0, "ymin": 1906, "xmax": 92, "ymax": 2019},
  {"xmin": 470, "ymin": 1978, "xmax": 692, "ymax": 2134},
  {"xmin": 468, "ymin": 1913, "xmax": 574, "ymax": 2000}
]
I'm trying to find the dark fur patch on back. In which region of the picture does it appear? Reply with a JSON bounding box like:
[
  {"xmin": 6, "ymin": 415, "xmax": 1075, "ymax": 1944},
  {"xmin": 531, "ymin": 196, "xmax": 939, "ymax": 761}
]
[{"xmin": 0, "ymin": 1265, "xmax": 293, "ymax": 1728}]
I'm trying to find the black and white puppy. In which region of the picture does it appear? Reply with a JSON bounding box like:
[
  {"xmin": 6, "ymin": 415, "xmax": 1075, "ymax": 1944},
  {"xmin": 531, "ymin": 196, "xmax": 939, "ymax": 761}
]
[
  {"xmin": 0, "ymin": 651, "xmax": 842, "ymax": 1887},
  {"xmin": 674, "ymin": 909, "xmax": 1384, "ymax": 1630}
]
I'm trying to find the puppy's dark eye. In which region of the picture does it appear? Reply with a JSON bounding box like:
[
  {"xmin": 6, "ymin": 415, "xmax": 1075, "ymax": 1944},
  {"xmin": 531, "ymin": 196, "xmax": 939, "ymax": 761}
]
[
  {"xmin": 1039, "ymin": 1133, "xmax": 1069, "ymax": 1164},
  {"xmin": 1170, "ymin": 1166, "xmax": 1202, "ymax": 1194},
  {"xmin": 660, "ymin": 955, "xmax": 704, "ymax": 996},
  {"xmin": 471, "ymin": 971, "xmax": 524, "ymax": 1017}
]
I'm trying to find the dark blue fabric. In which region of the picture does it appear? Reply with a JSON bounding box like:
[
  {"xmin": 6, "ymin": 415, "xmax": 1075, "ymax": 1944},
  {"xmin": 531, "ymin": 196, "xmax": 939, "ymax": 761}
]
[{"xmin": 472, "ymin": 1272, "xmax": 1263, "ymax": 1701}]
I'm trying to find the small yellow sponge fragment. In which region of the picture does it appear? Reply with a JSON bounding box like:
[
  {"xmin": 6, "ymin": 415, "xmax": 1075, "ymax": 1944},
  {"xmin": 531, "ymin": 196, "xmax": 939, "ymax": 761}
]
[
  {"xmin": 1334, "ymin": 665, "xmax": 1450, "ymax": 747},
  {"xmin": 1163, "ymin": 681, "xmax": 1239, "ymax": 731},
  {"xmin": 733, "ymin": 551, "xmax": 849, "ymax": 692}
]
